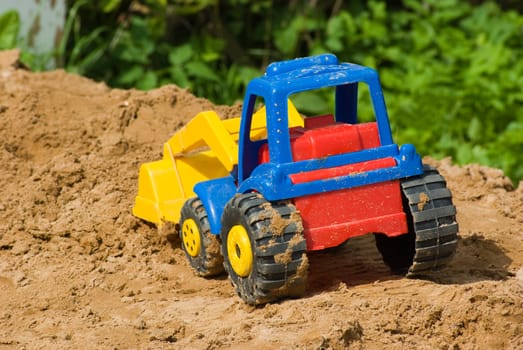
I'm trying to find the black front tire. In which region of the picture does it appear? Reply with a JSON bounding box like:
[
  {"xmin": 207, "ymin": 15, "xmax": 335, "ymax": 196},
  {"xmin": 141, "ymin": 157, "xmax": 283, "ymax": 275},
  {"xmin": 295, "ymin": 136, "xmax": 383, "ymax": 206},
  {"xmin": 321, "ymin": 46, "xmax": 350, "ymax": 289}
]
[{"xmin": 221, "ymin": 193, "xmax": 308, "ymax": 305}]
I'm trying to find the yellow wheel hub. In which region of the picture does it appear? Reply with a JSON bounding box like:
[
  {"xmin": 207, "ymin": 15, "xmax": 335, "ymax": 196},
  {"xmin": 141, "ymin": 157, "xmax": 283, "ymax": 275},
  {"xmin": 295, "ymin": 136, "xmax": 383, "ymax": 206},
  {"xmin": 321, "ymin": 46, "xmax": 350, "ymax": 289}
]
[
  {"xmin": 227, "ymin": 225, "xmax": 253, "ymax": 277},
  {"xmin": 181, "ymin": 218, "xmax": 201, "ymax": 257}
]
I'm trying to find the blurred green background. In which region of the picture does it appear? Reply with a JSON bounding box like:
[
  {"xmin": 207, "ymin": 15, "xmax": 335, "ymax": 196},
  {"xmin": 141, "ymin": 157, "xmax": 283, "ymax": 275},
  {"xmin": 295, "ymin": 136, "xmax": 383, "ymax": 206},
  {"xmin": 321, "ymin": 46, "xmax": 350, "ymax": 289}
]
[{"xmin": 1, "ymin": 0, "xmax": 523, "ymax": 184}]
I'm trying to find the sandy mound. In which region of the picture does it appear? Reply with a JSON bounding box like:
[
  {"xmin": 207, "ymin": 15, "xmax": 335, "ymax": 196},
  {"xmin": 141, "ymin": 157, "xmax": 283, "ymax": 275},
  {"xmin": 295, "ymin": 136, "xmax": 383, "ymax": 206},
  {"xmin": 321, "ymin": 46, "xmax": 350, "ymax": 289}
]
[{"xmin": 0, "ymin": 50, "xmax": 521, "ymax": 349}]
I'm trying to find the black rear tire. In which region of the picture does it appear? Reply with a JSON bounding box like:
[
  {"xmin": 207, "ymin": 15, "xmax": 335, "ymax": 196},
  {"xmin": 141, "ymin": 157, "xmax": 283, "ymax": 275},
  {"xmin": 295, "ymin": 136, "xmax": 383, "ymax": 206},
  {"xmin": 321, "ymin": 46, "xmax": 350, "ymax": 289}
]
[
  {"xmin": 221, "ymin": 193, "xmax": 308, "ymax": 305},
  {"xmin": 375, "ymin": 164, "xmax": 459, "ymax": 276}
]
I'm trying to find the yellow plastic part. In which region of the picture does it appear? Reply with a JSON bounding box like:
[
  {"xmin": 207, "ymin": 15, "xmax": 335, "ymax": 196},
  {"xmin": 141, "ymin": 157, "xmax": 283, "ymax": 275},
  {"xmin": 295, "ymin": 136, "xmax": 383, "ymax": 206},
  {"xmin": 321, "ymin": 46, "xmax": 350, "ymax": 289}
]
[
  {"xmin": 181, "ymin": 218, "xmax": 201, "ymax": 257},
  {"xmin": 132, "ymin": 101, "xmax": 303, "ymax": 226},
  {"xmin": 227, "ymin": 225, "xmax": 253, "ymax": 277}
]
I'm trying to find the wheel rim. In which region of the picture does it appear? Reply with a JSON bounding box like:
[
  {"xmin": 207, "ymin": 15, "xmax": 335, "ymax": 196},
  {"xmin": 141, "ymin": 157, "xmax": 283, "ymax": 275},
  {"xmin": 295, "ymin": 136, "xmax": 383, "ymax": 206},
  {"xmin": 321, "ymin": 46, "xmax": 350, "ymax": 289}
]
[
  {"xmin": 227, "ymin": 225, "xmax": 253, "ymax": 277},
  {"xmin": 181, "ymin": 218, "xmax": 201, "ymax": 257}
]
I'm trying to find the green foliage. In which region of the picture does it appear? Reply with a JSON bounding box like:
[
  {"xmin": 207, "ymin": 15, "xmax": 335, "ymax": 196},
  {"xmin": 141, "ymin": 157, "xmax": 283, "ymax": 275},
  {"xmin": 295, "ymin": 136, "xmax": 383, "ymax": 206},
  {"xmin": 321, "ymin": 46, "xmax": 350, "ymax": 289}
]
[
  {"xmin": 325, "ymin": 0, "xmax": 523, "ymax": 183},
  {"xmin": 0, "ymin": 10, "xmax": 19, "ymax": 50},
  {"xmin": 4, "ymin": 0, "xmax": 523, "ymax": 183},
  {"xmin": 57, "ymin": 0, "xmax": 261, "ymax": 102}
]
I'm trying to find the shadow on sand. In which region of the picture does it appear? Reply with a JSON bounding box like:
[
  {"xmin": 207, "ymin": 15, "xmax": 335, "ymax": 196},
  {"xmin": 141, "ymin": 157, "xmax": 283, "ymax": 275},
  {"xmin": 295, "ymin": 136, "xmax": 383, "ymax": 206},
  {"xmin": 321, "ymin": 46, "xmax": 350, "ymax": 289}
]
[{"xmin": 305, "ymin": 233, "xmax": 513, "ymax": 295}]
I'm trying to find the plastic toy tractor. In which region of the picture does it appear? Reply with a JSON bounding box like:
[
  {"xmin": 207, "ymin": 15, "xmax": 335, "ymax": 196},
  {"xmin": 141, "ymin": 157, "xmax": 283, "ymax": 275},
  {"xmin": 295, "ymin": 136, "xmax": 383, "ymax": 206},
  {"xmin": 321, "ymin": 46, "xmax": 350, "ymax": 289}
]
[{"xmin": 133, "ymin": 54, "xmax": 458, "ymax": 304}]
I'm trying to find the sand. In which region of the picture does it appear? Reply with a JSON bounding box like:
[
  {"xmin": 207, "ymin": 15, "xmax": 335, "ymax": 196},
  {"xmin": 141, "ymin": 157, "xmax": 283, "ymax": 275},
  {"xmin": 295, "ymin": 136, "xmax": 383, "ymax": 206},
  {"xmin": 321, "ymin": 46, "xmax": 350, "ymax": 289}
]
[{"xmin": 1, "ymin": 49, "xmax": 522, "ymax": 349}]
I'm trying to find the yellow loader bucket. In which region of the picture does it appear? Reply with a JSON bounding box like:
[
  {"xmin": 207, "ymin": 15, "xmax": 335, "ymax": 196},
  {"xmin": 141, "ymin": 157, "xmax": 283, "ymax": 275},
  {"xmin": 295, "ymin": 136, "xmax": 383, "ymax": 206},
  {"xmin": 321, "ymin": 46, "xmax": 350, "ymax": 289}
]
[{"xmin": 132, "ymin": 102, "xmax": 303, "ymax": 227}]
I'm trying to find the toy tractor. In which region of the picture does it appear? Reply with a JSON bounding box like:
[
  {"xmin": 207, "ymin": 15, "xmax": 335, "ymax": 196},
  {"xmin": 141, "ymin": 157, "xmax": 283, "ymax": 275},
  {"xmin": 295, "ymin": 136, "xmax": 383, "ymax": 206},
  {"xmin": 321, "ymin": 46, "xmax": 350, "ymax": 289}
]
[{"xmin": 133, "ymin": 54, "xmax": 458, "ymax": 304}]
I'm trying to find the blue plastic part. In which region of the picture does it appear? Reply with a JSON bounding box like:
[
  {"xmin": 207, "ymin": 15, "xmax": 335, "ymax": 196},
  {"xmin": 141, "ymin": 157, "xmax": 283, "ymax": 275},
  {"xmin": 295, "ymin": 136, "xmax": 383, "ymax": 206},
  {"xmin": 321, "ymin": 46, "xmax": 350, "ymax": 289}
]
[
  {"xmin": 265, "ymin": 53, "xmax": 338, "ymax": 76},
  {"xmin": 192, "ymin": 53, "xmax": 425, "ymax": 234},
  {"xmin": 238, "ymin": 144, "xmax": 423, "ymax": 201},
  {"xmin": 194, "ymin": 176, "xmax": 237, "ymax": 235}
]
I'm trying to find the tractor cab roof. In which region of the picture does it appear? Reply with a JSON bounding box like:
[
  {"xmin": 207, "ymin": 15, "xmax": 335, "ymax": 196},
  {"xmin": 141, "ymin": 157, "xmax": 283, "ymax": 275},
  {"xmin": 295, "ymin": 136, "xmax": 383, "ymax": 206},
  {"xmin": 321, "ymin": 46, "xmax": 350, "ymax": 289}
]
[{"xmin": 246, "ymin": 54, "xmax": 381, "ymax": 98}]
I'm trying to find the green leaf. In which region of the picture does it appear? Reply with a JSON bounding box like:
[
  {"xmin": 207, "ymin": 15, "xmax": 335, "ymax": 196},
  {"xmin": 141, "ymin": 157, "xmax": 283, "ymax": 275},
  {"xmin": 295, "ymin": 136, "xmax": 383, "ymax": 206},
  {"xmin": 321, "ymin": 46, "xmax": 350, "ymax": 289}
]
[
  {"xmin": 58, "ymin": 0, "xmax": 89, "ymax": 65},
  {"xmin": 186, "ymin": 61, "xmax": 220, "ymax": 81},
  {"xmin": 201, "ymin": 35, "xmax": 225, "ymax": 62},
  {"xmin": 67, "ymin": 45, "xmax": 106, "ymax": 75},
  {"xmin": 290, "ymin": 91, "xmax": 330, "ymax": 116},
  {"xmin": 169, "ymin": 66, "xmax": 190, "ymax": 88},
  {"xmin": 115, "ymin": 65, "xmax": 144, "ymax": 86},
  {"xmin": 274, "ymin": 16, "xmax": 306, "ymax": 55},
  {"xmin": 145, "ymin": 0, "xmax": 167, "ymax": 7},
  {"xmin": 101, "ymin": 0, "xmax": 122, "ymax": 13},
  {"xmin": 0, "ymin": 10, "xmax": 20, "ymax": 49},
  {"xmin": 168, "ymin": 44, "xmax": 193, "ymax": 65},
  {"xmin": 67, "ymin": 26, "xmax": 108, "ymax": 68},
  {"xmin": 136, "ymin": 70, "xmax": 158, "ymax": 90}
]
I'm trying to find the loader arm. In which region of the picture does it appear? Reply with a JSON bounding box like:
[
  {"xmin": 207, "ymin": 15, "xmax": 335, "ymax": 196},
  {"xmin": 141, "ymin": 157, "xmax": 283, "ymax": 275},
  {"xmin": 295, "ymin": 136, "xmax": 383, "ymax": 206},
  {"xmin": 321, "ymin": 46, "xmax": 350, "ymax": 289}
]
[
  {"xmin": 132, "ymin": 102, "xmax": 303, "ymax": 226},
  {"xmin": 166, "ymin": 111, "xmax": 239, "ymax": 172}
]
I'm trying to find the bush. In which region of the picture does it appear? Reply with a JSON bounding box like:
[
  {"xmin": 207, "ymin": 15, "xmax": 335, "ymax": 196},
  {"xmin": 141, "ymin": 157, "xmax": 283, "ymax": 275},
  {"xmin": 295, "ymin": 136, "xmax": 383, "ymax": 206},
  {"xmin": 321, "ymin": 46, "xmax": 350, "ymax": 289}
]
[{"xmin": 339, "ymin": 0, "xmax": 523, "ymax": 183}]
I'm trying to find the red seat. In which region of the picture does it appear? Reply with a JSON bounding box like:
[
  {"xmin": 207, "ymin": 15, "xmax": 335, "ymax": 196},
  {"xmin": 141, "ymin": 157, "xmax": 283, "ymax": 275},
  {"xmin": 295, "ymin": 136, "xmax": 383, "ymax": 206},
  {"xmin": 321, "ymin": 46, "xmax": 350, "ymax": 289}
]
[{"xmin": 259, "ymin": 120, "xmax": 380, "ymax": 163}]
